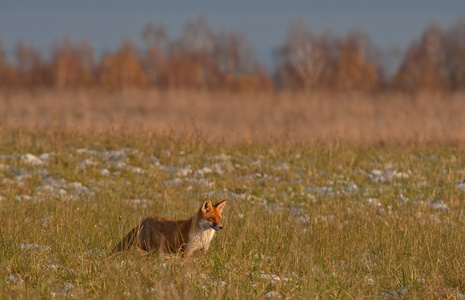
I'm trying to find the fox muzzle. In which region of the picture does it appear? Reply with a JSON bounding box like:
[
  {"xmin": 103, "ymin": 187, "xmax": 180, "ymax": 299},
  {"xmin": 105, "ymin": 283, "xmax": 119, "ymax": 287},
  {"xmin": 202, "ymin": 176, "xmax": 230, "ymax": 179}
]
[{"xmin": 212, "ymin": 225, "xmax": 223, "ymax": 231}]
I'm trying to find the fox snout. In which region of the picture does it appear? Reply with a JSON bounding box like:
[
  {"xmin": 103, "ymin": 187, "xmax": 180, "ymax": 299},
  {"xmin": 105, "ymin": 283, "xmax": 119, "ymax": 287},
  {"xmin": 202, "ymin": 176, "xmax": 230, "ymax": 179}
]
[{"xmin": 212, "ymin": 224, "xmax": 223, "ymax": 231}]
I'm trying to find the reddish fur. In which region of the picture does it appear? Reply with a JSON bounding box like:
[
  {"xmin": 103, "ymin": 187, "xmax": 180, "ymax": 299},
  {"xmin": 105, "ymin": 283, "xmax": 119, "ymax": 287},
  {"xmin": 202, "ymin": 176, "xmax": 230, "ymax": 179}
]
[{"xmin": 112, "ymin": 199, "xmax": 226, "ymax": 256}]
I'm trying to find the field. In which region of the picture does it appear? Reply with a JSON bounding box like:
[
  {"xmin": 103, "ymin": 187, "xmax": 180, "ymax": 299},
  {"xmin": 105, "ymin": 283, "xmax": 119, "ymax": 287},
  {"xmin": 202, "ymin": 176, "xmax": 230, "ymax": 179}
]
[
  {"xmin": 2, "ymin": 90, "xmax": 465, "ymax": 144},
  {"xmin": 1, "ymin": 91, "xmax": 465, "ymax": 299}
]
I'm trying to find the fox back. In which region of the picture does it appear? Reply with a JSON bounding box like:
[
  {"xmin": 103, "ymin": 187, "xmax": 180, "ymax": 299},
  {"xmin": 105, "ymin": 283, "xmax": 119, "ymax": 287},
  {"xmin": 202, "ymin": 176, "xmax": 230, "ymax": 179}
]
[{"xmin": 112, "ymin": 198, "xmax": 226, "ymax": 256}]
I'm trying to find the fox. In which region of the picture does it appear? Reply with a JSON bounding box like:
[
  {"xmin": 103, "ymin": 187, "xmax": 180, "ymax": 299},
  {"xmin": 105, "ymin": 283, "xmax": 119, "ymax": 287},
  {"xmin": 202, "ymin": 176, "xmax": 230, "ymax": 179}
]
[{"xmin": 112, "ymin": 198, "xmax": 226, "ymax": 257}]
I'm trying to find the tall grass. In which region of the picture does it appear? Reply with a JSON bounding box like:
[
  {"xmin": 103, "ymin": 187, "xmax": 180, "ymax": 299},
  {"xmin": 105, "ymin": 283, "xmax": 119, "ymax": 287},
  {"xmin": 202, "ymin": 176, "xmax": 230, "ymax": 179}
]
[
  {"xmin": 1, "ymin": 90, "xmax": 465, "ymax": 145},
  {"xmin": 1, "ymin": 128, "xmax": 465, "ymax": 298}
]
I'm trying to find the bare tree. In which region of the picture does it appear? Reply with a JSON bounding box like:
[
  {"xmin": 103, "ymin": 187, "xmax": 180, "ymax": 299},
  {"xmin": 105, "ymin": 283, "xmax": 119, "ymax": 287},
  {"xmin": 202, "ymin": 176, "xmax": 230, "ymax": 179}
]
[
  {"xmin": 276, "ymin": 21, "xmax": 330, "ymax": 90},
  {"xmin": 142, "ymin": 23, "xmax": 169, "ymax": 87}
]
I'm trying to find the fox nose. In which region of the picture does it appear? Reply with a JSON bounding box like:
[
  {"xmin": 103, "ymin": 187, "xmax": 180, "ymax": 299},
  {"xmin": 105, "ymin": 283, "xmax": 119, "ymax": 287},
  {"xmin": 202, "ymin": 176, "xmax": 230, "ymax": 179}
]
[{"xmin": 218, "ymin": 226, "xmax": 223, "ymax": 230}]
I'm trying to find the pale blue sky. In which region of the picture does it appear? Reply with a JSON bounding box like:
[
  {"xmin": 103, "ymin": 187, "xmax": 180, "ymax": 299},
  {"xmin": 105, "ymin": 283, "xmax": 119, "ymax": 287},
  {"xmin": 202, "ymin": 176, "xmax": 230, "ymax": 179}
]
[{"xmin": 0, "ymin": 1, "xmax": 464, "ymax": 67}]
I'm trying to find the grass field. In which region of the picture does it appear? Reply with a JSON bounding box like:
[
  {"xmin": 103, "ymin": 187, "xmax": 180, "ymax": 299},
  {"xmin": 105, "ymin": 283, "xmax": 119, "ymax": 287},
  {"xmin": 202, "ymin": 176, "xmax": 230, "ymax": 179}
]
[
  {"xmin": 1, "ymin": 91, "xmax": 465, "ymax": 298},
  {"xmin": 2, "ymin": 90, "xmax": 465, "ymax": 144}
]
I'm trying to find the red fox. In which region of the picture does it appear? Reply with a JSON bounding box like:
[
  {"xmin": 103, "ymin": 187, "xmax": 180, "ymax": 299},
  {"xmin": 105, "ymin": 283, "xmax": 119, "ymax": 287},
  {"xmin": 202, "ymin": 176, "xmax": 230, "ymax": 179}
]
[{"xmin": 112, "ymin": 199, "xmax": 226, "ymax": 256}]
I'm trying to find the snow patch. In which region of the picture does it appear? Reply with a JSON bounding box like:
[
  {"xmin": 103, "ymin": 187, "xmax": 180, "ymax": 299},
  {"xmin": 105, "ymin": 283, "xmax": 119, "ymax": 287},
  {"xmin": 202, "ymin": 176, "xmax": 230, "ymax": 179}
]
[{"xmin": 22, "ymin": 153, "xmax": 45, "ymax": 166}]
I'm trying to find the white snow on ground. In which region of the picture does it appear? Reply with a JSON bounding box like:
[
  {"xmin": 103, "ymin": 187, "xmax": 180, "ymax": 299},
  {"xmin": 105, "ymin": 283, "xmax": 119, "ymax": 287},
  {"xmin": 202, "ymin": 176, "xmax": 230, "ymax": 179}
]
[
  {"xmin": 76, "ymin": 148, "xmax": 98, "ymax": 156},
  {"xmin": 39, "ymin": 153, "xmax": 54, "ymax": 162},
  {"xmin": 260, "ymin": 272, "xmax": 289, "ymax": 284},
  {"xmin": 19, "ymin": 243, "xmax": 50, "ymax": 251},
  {"xmin": 99, "ymin": 168, "xmax": 111, "ymax": 176},
  {"xmin": 265, "ymin": 291, "xmax": 282, "ymax": 299},
  {"xmin": 21, "ymin": 153, "xmax": 46, "ymax": 166},
  {"xmin": 2, "ymin": 147, "xmax": 465, "ymax": 298},
  {"xmin": 80, "ymin": 158, "xmax": 98, "ymax": 168},
  {"xmin": 368, "ymin": 169, "xmax": 410, "ymax": 183},
  {"xmin": 164, "ymin": 178, "xmax": 214, "ymax": 188},
  {"xmin": 382, "ymin": 287, "xmax": 409, "ymax": 299},
  {"xmin": 67, "ymin": 182, "xmax": 94, "ymax": 197},
  {"xmin": 212, "ymin": 280, "xmax": 227, "ymax": 288},
  {"xmin": 429, "ymin": 199, "xmax": 448, "ymax": 210},
  {"xmin": 456, "ymin": 180, "xmax": 465, "ymax": 191},
  {"xmin": 366, "ymin": 198, "xmax": 381, "ymax": 207},
  {"xmin": 124, "ymin": 166, "xmax": 145, "ymax": 174},
  {"xmin": 7, "ymin": 274, "xmax": 24, "ymax": 285},
  {"xmin": 76, "ymin": 147, "xmax": 144, "ymax": 171},
  {"xmin": 84, "ymin": 248, "xmax": 104, "ymax": 258},
  {"xmin": 123, "ymin": 199, "xmax": 153, "ymax": 208},
  {"xmin": 176, "ymin": 165, "xmax": 193, "ymax": 177},
  {"xmin": 0, "ymin": 149, "xmax": 454, "ymax": 232},
  {"xmin": 35, "ymin": 177, "xmax": 94, "ymax": 200},
  {"xmin": 15, "ymin": 195, "xmax": 34, "ymax": 201}
]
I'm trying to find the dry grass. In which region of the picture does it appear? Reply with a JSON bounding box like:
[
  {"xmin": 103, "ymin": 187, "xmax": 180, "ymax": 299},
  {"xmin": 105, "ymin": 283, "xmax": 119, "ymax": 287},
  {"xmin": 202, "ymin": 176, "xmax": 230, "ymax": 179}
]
[
  {"xmin": 1, "ymin": 130, "xmax": 465, "ymax": 298},
  {"xmin": 1, "ymin": 90, "xmax": 465, "ymax": 298},
  {"xmin": 1, "ymin": 90, "xmax": 465, "ymax": 145}
]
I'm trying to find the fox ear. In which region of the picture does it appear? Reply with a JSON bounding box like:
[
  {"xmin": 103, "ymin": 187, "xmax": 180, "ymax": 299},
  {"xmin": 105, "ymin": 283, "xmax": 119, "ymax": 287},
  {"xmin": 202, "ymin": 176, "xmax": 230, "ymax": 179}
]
[
  {"xmin": 215, "ymin": 200, "xmax": 226, "ymax": 213},
  {"xmin": 201, "ymin": 198, "xmax": 213, "ymax": 213}
]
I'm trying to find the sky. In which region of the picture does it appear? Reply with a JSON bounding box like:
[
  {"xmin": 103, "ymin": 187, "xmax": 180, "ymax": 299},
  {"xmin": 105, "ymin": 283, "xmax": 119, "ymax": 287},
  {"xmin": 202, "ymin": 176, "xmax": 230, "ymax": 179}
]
[{"xmin": 0, "ymin": 1, "xmax": 464, "ymax": 67}]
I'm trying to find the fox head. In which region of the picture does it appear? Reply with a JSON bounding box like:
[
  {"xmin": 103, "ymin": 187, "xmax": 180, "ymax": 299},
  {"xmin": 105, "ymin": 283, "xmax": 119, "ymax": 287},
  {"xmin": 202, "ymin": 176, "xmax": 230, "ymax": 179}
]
[{"xmin": 199, "ymin": 198, "xmax": 226, "ymax": 231}]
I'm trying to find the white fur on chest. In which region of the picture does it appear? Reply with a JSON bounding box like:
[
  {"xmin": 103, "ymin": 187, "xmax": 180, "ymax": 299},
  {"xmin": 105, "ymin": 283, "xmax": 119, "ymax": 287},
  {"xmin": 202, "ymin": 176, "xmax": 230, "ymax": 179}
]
[
  {"xmin": 188, "ymin": 228, "xmax": 215, "ymax": 252},
  {"xmin": 186, "ymin": 220, "xmax": 216, "ymax": 255}
]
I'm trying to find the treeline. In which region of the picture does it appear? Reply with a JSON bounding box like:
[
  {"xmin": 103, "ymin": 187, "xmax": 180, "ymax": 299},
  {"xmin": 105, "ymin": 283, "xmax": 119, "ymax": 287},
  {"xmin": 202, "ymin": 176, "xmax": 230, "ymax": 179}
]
[{"xmin": 0, "ymin": 17, "xmax": 464, "ymax": 93}]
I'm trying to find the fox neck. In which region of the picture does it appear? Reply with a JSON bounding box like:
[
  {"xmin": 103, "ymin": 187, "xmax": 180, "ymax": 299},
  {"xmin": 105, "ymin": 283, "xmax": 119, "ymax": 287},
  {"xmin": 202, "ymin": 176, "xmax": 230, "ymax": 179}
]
[{"xmin": 185, "ymin": 210, "xmax": 216, "ymax": 255}]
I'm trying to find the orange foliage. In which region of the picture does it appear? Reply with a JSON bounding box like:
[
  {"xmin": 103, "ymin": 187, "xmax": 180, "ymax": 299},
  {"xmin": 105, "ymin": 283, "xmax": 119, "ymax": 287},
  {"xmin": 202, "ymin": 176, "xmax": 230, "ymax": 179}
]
[
  {"xmin": 276, "ymin": 22, "xmax": 380, "ymax": 91},
  {"xmin": 0, "ymin": 17, "xmax": 464, "ymax": 93},
  {"xmin": 97, "ymin": 40, "xmax": 147, "ymax": 90},
  {"xmin": 395, "ymin": 22, "xmax": 448, "ymax": 92},
  {"xmin": 15, "ymin": 42, "xmax": 48, "ymax": 87},
  {"xmin": 51, "ymin": 36, "xmax": 94, "ymax": 89},
  {"xmin": 325, "ymin": 32, "xmax": 379, "ymax": 91},
  {"xmin": 395, "ymin": 19, "xmax": 465, "ymax": 92}
]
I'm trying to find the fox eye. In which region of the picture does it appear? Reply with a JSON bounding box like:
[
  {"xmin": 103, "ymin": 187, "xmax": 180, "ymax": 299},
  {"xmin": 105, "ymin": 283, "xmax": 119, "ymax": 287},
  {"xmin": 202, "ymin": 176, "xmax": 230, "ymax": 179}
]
[{"xmin": 209, "ymin": 217, "xmax": 215, "ymax": 222}]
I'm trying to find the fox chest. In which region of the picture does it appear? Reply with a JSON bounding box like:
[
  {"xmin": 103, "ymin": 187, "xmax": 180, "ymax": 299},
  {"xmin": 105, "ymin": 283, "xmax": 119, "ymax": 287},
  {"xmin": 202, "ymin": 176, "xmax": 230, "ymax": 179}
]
[{"xmin": 188, "ymin": 229, "xmax": 215, "ymax": 252}]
